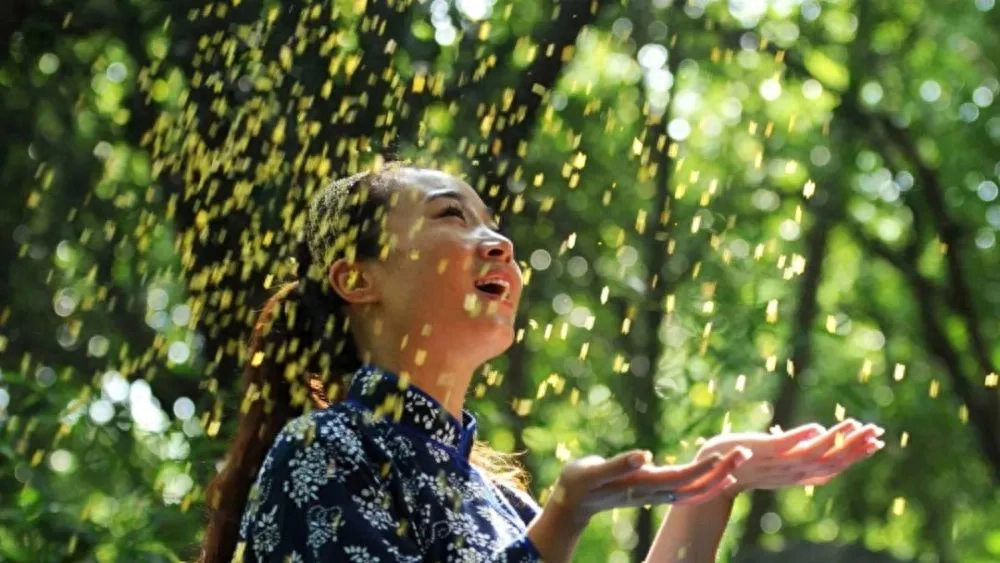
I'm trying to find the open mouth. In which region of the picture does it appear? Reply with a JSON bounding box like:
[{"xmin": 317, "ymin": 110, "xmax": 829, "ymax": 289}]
[{"xmin": 474, "ymin": 277, "xmax": 511, "ymax": 301}]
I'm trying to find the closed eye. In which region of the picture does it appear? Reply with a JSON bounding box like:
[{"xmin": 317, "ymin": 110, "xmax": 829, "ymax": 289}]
[{"xmin": 437, "ymin": 204, "xmax": 466, "ymax": 221}]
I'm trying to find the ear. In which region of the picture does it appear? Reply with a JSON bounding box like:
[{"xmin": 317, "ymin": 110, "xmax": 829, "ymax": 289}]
[{"xmin": 328, "ymin": 257, "xmax": 380, "ymax": 305}]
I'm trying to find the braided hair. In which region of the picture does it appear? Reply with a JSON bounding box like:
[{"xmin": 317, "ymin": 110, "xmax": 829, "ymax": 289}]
[{"xmin": 198, "ymin": 167, "xmax": 396, "ymax": 563}]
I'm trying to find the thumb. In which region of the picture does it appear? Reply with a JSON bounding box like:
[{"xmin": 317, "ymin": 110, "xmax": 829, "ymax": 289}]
[{"xmin": 588, "ymin": 450, "xmax": 650, "ymax": 485}]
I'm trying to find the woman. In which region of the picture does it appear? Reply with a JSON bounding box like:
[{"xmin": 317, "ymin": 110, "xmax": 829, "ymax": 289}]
[{"xmin": 200, "ymin": 163, "xmax": 884, "ymax": 562}]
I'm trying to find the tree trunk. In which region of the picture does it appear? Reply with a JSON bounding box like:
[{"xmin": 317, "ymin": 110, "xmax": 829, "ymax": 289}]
[
  {"xmin": 627, "ymin": 14, "xmax": 685, "ymax": 558},
  {"xmin": 738, "ymin": 198, "xmax": 835, "ymax": 549}
]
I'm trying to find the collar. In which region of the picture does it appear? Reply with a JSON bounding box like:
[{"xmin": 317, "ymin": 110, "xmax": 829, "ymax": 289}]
[{"xmin": 344, "ymin": 365, "xmax": 479, "ymax": 459}]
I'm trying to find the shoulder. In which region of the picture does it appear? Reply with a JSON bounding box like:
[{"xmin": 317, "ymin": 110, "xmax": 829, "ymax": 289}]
[
  {"xmin": 244, "ymin": 405, "xmax": 396, "ymax": 517},
  {"xmin": 265, "ymin": 404, "xmax": 389, "ymax": 473},
  {"xmin": 239, "ymin": 407, "xmax": 422, "ymax": 559}
]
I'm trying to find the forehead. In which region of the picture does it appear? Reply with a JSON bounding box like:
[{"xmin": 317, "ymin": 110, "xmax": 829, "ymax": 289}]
[{"xmin": 388, "ymin": 168, "xmax": 485, "ymax": 208}]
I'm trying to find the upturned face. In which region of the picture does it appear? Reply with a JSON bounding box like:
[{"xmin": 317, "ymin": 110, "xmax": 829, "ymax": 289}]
[{"xmin": 330, "ymin": 167, "xmax": 523, "ymax": 367}]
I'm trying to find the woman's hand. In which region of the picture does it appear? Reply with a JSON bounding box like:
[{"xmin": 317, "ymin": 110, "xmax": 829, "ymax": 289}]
[
  {"xmin": 696, "ymin": 419, "xmax": 885, "ymax": 497},
  {"xmin": 527, "ymin": 448, "xmax": 751, "ymax": 563}
]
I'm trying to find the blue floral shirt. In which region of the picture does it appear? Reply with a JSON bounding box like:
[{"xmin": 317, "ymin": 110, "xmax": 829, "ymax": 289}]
[{"xmin": 237, "ymin": 365, "xmax": 543, "ymax": 562}]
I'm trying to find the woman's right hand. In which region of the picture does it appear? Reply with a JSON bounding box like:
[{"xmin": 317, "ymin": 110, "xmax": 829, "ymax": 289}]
[{"xmin": 526, "ymin": 447, "xmax": 751, "ymax": 563}]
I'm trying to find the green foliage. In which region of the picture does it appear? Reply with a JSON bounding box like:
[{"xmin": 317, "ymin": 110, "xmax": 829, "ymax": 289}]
[{"xmin": 3, "ymin": 0, "xmax": 1000, "ymax": 561}]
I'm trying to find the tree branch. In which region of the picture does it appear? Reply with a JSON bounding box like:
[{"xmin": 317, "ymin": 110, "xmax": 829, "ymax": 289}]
[
  {"xmin": 707, "ymin": 11, "xmax": 1000, "ymax": 485},
  {"xmin": 0, "ymin": 0, "xmax": 31, "ymax": 65},
  {"xmin": 844, "ymin": 220, "xmax": 1000, "ymax": 482},
  {"xmin": 875, "ymin": 123, "xmax": 997, "ymax": 378},
  {"xmin": 468, "ymin": 0, "xmax": 610, "ymax": 211}
]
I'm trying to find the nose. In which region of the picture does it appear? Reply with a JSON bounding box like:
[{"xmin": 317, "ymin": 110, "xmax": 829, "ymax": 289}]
[{"xmin": 477, "ymin": 231, "xmax": 514, "ymax": 263}]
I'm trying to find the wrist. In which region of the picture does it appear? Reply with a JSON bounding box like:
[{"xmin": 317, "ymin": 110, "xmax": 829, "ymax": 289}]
[
  {"xmin": 544, "ymin": 494, "xmax": 589, "ymax": 537},
  {"xmin": 527, "ymin": 495, "xmax": 587, "ymax": 563},
  {"xmin": 718, "ymin": 485, "xmax": 744, "ymax": 503}
]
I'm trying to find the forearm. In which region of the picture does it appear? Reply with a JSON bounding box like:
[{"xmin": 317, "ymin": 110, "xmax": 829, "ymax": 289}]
[
  {"xmin": 526, "ymin": 502, "xmax": 586, "ymax": 563},
  {"xmin": 644, "ymin": 494, "xmax": 736, "ymax": 563}
]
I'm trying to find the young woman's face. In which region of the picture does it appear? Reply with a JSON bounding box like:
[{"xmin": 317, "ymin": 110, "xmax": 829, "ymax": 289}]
[{"xmin": 348, "ymin": 168, "xmax": 523, "ymax": 366}]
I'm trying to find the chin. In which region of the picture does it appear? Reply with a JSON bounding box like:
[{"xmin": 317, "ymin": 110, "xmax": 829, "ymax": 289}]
[
  {"xmin": 464, "ymin": 316, "xmax": 516, "ymax": 358},
  {"xmin": 449, "ymin": 298, "xmax": 519, "ymax": 354}
]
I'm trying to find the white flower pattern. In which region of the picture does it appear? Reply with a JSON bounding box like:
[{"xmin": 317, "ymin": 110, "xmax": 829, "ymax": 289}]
[
  {"xmin": 284, "ymin": 441, "xmax": 331, "ymax": 507},
  {"xmin": 237, "ymin": 366, "xmax": 542, "ymax": 562}
]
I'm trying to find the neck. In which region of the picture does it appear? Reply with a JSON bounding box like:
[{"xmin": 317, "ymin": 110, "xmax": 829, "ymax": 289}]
[{"xmin": 357, "ymin": 328, "xmax": 477, "ymax": 420}]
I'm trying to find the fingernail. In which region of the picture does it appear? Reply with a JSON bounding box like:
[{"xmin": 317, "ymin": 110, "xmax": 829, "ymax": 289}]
[
  {"xmin": 630, "ymin": 450, "xmax": 651, "ymax": 468},
  {"xmin": 734, "ymin": 447, "xmax": 753, "ymax": 465},
  {"xmin": 865, "ymin": 440, "xmax": 885, "ymax": 453},
  {"xmin": 874, "ymin": 427, "xmax": 886, "ymax": 437}
]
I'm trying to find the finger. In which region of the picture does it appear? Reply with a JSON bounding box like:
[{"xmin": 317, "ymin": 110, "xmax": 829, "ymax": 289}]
[
  {"xmin": 773, "ymin": 423, "xmax": 826, "ymax": 450},
  {"xmin": 674, "ymin": 474, "xmax": 739, "ymax": 505},
  {"xmin": 785, "ymin": 419, "xmax": 862, "ymax": 458},
  {"xmin": 682, "ymin": 447, "xmax": 752, "ymax": 489},
  {"xmin": 653, "ymin": 452, "xmax": 729, "ymax": 486},
  {"xmin": 608, "ymin": 473, "xmax": 738, "ymax": 510},
  {"xmin": 817, "ymin": 424, "xmax": 883, "ymax": 462},
  {"xmin": 820, "ymin": 428, "xmax": 881, "ymax": 463},
  {"xmin": 595, "ymin": 455, "xmax": 724, "ymax": 500},
  {"xmin": 586, "ymin": 450, "xmax": 650, "ymax": 486},
  {"xmin": 791, "ymin": 435, "xmax": 885, "ymax": 487},
  {"xmin": 819, "ymin": 436, "xmax": 885, "ymax": 474},
  {"xmin": 749, "ymin": 424, "xmax": 825, "ymax": 458},
  {"xmin": 822, "ymin": 418, "xmax": 862, "ymax": 439},
  {"xmin": 684, "ymin": 475, "xmax": 741, "ymax": 505},
  {"xmin": 609, "ymin": 448, "xmax": 748, "ymax": 500},
  {"xmin": 624, "ymin": 451, "xmax": 733, "ymax": 486},
  {"xmin": 842, "ymin": 422, "xmax": 883, "ymax": 439},
  {"xmin": 864, "ymin": 435, "xmax": 887, "ymax": 455},
  {"xmin": 632, "ymin": 475, "xmax": 739, "ymax": 508}
]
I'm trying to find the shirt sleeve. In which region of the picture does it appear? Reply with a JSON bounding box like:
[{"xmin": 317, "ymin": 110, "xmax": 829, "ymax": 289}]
[
  {"xmin": 493, "ymin": 481, "xmax": 544, "ymax": 561},
  {"xmin": 495, "ymin": 480, "xmax": 543, "ymax": 524},
  {"xmin": 492, "ymin": 536, "xmax": 541, "ymax": 562}
]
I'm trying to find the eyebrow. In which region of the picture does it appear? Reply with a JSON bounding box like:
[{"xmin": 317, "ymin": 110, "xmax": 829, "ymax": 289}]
[{"xmin": 426, "ymin": 189, "xmax": 498, "ymax": 220}]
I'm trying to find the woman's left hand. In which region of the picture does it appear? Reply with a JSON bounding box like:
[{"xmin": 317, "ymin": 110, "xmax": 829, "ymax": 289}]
[{"xmin": 695, "ymin": 418, "xmax": 885, "ymax": 497}]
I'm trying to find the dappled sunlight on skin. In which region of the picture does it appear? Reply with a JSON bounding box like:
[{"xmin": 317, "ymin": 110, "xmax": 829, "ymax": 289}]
[{"xmin": 696, "ymin": 420, "xmax": 884, "ymax": 494}]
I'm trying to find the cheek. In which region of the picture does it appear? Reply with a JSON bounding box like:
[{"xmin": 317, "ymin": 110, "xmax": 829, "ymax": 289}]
[{"xmin": 411, "ymin": 238, "xmax": 476, "ymax": 282}]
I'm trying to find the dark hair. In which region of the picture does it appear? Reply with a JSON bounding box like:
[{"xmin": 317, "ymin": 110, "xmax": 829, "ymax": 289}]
[{"xmin": 198, "ymin": 164, "xmax": 529, "ymax": 563}]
